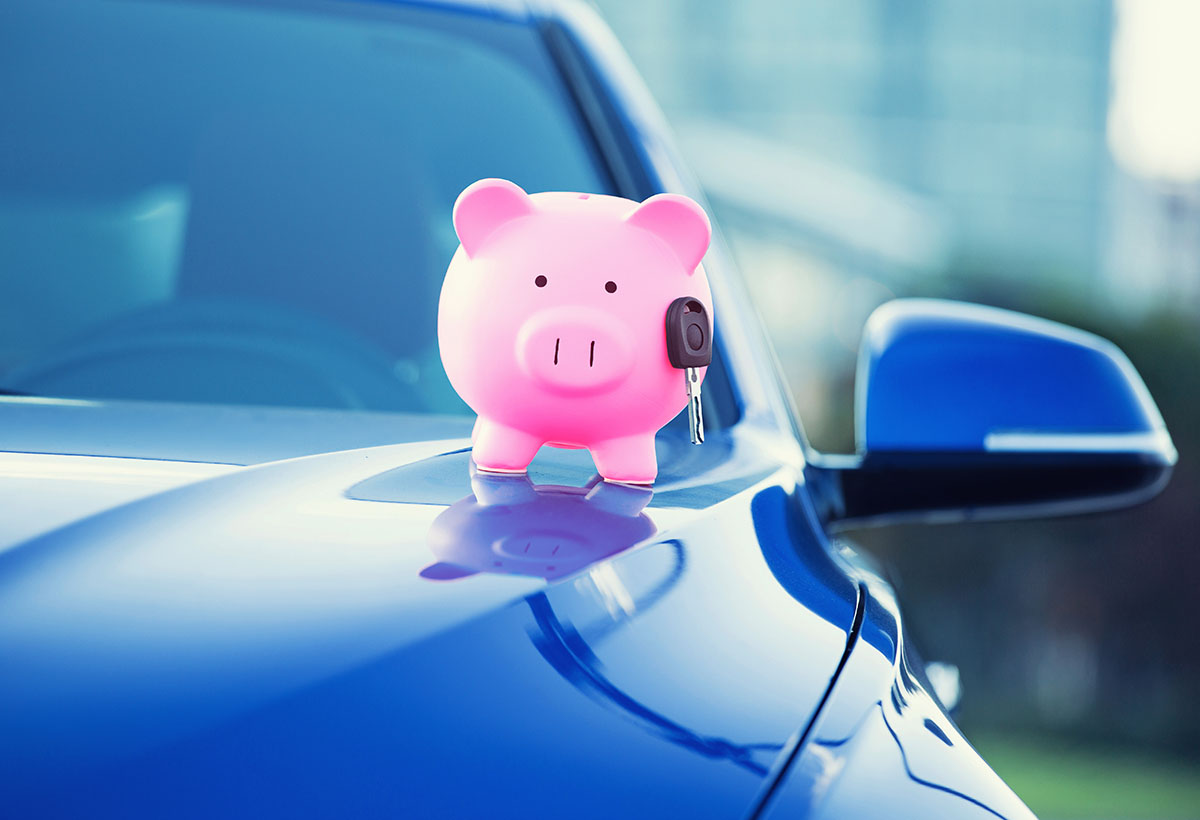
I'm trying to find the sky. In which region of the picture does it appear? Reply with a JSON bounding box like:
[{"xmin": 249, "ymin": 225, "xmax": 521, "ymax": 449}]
[{"xmin": 1108, "ymin": 0, "xmax": 1200, "ymax": 182}]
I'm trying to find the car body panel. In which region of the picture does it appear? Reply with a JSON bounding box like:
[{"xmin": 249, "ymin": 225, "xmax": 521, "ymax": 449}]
[
  {"xmin": 0, "ymin": 447, "xmax": 237, "ymax": 553},
  {"xmin": 760, "ymin": 569, "xmax": 1036, "ymax": 819},
  {"xmin": 0, "ymin": 417, "xmax": 856, "ymax": 817}
]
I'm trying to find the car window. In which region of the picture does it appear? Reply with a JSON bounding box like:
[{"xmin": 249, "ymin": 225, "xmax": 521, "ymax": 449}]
[{"xmin": 0, "ymin": 0, "xmax": 611, "ymax": 413}]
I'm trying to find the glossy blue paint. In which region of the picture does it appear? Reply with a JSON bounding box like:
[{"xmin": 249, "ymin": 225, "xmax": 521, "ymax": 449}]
[
  {"xmin": 760, "ymin": 551, "xmax": 1036, "ymax": 819},
  {"xmin": 0, "ymin": 1, "xmax": 1174, "ymax": 819},
  {"xmin": 0, "ymin": 424, "xmax": 855, "ymax": 817},
  {"xmin": 815, "ymin": 299, "xmax": 1177, "ymax": 528},
  {"xmin": 858, "ymin": 299, "xmax": 1174, "ymax": 459}
]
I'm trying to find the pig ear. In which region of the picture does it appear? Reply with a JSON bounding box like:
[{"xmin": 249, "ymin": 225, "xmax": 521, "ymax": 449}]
[
  {"xmin": 453, "ymin": 178, "xmax": 535, "ymax": 258},
  {"xmin": 624, "ymin": 193, "xmax": 711, "ymax": 274},
  {"xmin": 419, "ymin": 562, "xmax": 478, "ymax": 581}
]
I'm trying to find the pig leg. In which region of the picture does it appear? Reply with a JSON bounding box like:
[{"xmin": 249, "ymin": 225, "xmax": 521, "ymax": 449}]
[
  {"xmin": 590, "ymin": 434, "xmax": 658, "ymax": 484},
  {"xmin": 472, "ymin": 419, "xmax": 542, "ymax": 474}
]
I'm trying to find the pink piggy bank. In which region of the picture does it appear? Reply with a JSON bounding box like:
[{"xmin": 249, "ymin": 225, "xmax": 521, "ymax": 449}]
[{"xmin": 438, "ymin": 178, "xmax": 713, "ymax": 484}]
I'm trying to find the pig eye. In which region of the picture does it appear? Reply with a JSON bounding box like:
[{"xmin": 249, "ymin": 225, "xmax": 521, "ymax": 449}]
[
  {"xmin": 605, "ymin": 281, "xmax": 617, "ymax": 293},
  {"xmin": 535, "ymin": 275, "xmax": 547, "ymax": 288}
]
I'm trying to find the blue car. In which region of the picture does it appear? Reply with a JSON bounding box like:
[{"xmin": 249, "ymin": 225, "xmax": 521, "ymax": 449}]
[{"xmin": 0, "ymin": 0, "xmax": 1176, "ymax": 817}]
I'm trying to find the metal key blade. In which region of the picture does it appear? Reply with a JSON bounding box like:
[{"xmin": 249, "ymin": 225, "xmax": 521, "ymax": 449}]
[{"xmin": 686, "ymin": 367, "xmax": 704, "ymax": 444}]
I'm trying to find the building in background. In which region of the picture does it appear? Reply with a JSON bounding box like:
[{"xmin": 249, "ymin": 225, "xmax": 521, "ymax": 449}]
[
  {"xmin": 593, "ymin": 0, "xmax": 1121, "ymax": 449},
  {"xmin": 1106, "ymin": 0, "xmax": 1200, "ymax": 315},
  {"xmin": 594, "ymin": 0, "xmax": 1116, "ymax": 290}
]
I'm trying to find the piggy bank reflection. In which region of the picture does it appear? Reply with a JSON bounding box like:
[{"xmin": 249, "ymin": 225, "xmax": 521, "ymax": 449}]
[{"xmin": 421, "ymin": 468, "xmax": 655, "ymax": 582}]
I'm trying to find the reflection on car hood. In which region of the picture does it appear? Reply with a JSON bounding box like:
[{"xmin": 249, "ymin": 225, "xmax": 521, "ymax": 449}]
[{"xmin": 0, "ymin": 398, "xmax": 860, "ymax": 818}]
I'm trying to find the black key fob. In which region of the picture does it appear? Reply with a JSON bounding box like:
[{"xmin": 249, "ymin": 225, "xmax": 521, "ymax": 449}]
[{"xmin": 665, "ymin": 297, "xmax": 711, "ymax": 369}]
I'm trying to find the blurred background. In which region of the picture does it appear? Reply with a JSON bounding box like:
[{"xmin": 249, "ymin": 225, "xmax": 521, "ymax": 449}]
[{"xmin": 591, "ymin": 0, "xmax": 1200, "ymax": 817}]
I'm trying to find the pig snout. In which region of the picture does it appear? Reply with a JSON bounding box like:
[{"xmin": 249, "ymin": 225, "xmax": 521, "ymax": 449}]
[{"xmin": 516, "ymin": 306, "xmax": 635, "ymax": 395}]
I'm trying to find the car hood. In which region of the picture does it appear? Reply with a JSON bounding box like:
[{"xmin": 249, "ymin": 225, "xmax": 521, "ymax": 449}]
[{"xmin": 0, "ymin": 398, "xmax": 859, "ymax": 819}]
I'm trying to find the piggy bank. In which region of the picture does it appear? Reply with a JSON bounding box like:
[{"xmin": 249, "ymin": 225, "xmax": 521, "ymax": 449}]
[
  {"xmin": 438, "ymin": 178, "xmax": 713, "ymax": 484},
  {"xmin": 421, "ymin": 468, "xmax": 656, "ymax": 582}
]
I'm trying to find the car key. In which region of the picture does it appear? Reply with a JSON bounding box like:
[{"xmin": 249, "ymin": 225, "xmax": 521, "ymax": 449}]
[{"xmin": 665, "ymin": 297, "xmax": 712, "ymax": 444}]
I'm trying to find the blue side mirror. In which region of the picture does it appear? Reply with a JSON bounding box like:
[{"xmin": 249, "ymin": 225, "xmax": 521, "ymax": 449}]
[{"xmin": 812, "ymin": 299, "xmax": 1176, "ymax": 526}]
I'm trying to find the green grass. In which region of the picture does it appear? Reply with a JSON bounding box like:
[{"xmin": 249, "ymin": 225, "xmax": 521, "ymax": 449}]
[{"xmin": 972, "ymin": 733, "xmax": 1200, "ymax": 819}]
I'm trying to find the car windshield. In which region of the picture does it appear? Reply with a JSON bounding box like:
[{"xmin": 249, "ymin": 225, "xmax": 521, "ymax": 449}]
[{"xmin": 0, "ymin": 0, "xmax": 611, "ymax": 414}]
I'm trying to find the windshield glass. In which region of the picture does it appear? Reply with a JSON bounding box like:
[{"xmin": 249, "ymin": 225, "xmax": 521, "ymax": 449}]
[{"xmin": 0, "ymin": 0, "xmax": 611, "ymax": 414}]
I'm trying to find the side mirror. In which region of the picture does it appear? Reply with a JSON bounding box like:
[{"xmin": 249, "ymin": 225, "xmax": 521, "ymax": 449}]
[{"xmin": 811, "ymin": 299, "xmax": 1176, "ymax": 527}]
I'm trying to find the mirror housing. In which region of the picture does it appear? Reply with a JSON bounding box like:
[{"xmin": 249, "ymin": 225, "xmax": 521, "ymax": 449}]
[{"xmin": 811, "ymin": 299, "xmax": 1176, "ymax": 527}]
